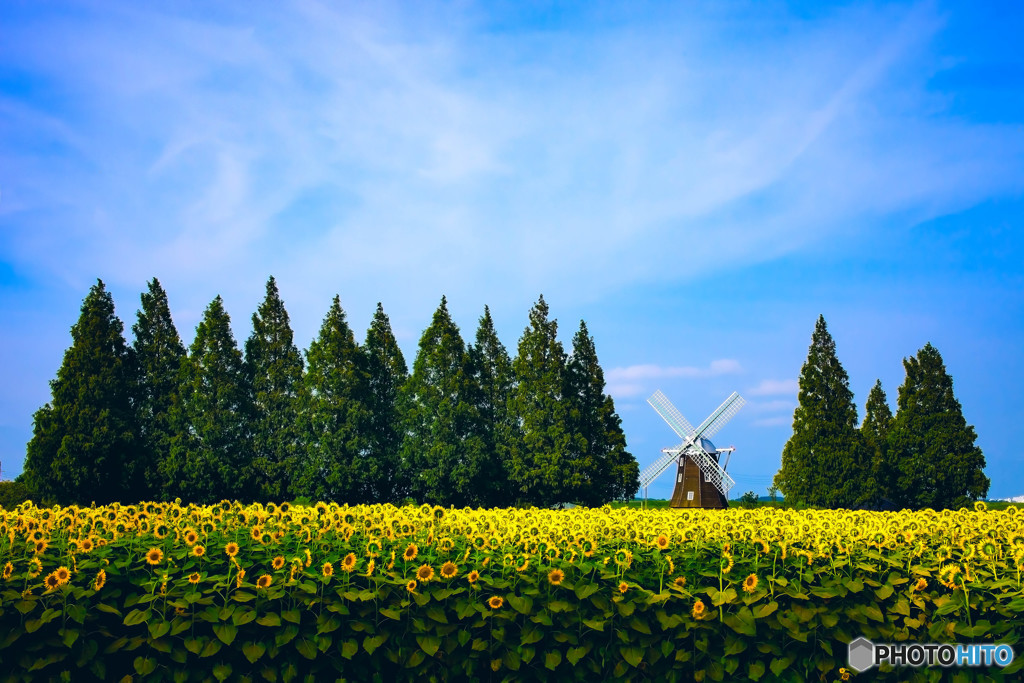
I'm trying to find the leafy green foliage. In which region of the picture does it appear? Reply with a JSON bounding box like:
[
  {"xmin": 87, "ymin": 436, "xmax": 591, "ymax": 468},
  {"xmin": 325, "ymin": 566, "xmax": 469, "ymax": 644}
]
[
  {"xmin": 164, "ymin": 296, "xmax": 254, "ymax": 503},
  {"xmin": 132, "ymin": 278, "xmax": 186, "ymax": 499},
  {"xmin": 295, "ymin": 295, "xmax": 373, "ymax": 503},
  {"xmin": 861, "ymin": 379, "xmax": 894, "ymax": 504},
  {"xmin": 362, "ymin": 303, "xmax": 409, "ymax": 503},
  {"xmin": 563, "ymin": 321, "xmax": 638, "ymax": 505},
  {"xmin": 400, "ymin": 298, "xmax": 483, "ymax": 506},
  {"xmin": 508, "ymin": 296, "xmax": 573, "ymax": 506},
  {"xmin": 464, "ymin": 306, "xmax": 515, "ymax": 507},
  {"xmin": 886, "ymin": 343, "xmax": 989, "ymax": 509},
  {"xmin": 245, "ymin": 277, "xmax": 304, "ymax": 501},
  {"xmin": 23, "ymin": 280, "xmax": 140, "ymax": 505},
  {"xmin": 775, "ymin": 316, "xmax": 870, "ymax": 508}
]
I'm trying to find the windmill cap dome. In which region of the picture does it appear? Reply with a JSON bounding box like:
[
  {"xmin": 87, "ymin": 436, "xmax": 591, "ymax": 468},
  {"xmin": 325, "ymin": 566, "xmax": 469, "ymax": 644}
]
[{"xmin": 699, "ymin": 437, "xmax": 716, "ymax": 454}]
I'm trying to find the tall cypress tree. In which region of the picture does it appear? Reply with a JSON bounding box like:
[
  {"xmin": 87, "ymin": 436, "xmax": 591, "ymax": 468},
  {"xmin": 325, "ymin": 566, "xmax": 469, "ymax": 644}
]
[
  {"xmin": 296, "ymin": 296, "xmax": 372, "ymax": 502},
  {"xmin": 563, "ymin": 321, "xmax": 637, "ymax": 505},
  {"xmin": 363, "ymin": 303, "xmax": 409, "ymax": 503},
  {"xmin": 861, "ymin": 379, "xmax": 893, "ymax": 504},
  {"xmin": 245, "ymin": 276, "xmax": 304, "ymax": 501},
  {"xmin": 399, "ymin": 297, "xmax": 483, "ymax": 506},
  {"xmin": 132, "ymin": 278, "xmax": 186, "ymax": 499},
  {"xmin": 24, "ymin": 280, "xmax": 140, "ymax": 504},
  {"xmin": 464, "ymin": 306, "xmax": 515, "ymax": 508},
  {"xmin": 774, "ymin": 315, "xmax": 870, "ymax": 508},
  {"xmin": 508, "ymin": 296, "xmax": 572, "ymax": 507},
  {"xmin": 887, "ymin": 343, "xmax": 988, "ymax": 509},
  {"xmin": 164, "ymin": 296, "xmax": 253, "ymax": 503}
]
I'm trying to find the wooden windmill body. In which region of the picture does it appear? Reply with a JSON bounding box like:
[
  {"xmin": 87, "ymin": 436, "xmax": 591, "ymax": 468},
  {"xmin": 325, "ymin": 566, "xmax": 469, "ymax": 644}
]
[{"xmin": 641, "ymin": 391, "xmax": 745, "ymax": 509}]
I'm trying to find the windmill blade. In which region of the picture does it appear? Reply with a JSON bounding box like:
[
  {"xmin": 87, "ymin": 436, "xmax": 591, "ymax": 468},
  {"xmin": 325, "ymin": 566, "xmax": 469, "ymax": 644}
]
[
  {"xmin": 688, "ymin": 446, "xmax": 736, "ymax": 497},
  {"xmin": 692, "ymin": 392, "xmax": 745, "ymax": 440},
  {"xmin": 647, "ymin": 390, "xmax": 696, "ymax": 440},
  {"xmin": 638, "ymin": 448, "xmax": 682, "ymax": 490}
]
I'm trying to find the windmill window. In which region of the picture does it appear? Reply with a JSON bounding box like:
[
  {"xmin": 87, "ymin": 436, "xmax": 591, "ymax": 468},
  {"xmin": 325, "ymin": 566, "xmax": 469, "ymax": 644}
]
[
  {"xmin": 687, "ymin": 491, "xmax": 694, "ymax": 501},
  {"xmin": 677, "ymin": 473, "xmax": 683, "ymax": 483},
  {"xmin": 705, "ymin": 472, "xmax": 711, "ymax": 482}
]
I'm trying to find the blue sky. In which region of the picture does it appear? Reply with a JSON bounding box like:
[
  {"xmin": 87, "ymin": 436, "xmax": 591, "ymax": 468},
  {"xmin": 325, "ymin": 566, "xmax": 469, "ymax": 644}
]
[{"xmin": 2, "ymin": 0, "xmax": 1022, "ymax": 500}]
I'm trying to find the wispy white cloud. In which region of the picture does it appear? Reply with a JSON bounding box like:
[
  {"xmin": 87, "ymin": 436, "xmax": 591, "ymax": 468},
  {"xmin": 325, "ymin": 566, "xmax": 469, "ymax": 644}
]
[
  {"xmin": 3, "ymin": 0, "xmax": 1023, "ymax": 331},
  {"xmin": 753, "ymin": 416, "xmax": 792, "ymax": 428},
  {"xmin": 606, "ymin": 360, "xmax": 742, "ymax": 398},
  {"xmin": 747, "ymin": 379, "xmax": 800, "ymax": 397}
]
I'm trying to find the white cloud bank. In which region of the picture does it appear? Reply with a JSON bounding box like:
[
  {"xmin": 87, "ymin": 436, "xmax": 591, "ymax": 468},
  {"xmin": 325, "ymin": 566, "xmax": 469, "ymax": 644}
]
[
  {"xmin": 606, "ymin": 359, "xmax": 742, "ymax": 398},
  {"xmin": 747, "ymin": 379, "xmax": 800, "ymax": 396}
]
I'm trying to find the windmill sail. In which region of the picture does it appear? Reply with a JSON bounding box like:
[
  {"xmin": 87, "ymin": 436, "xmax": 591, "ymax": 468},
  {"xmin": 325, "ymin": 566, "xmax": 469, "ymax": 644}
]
[{"xmin": 643, "ymin": 390, "xmax": 745, "ymax": 501}]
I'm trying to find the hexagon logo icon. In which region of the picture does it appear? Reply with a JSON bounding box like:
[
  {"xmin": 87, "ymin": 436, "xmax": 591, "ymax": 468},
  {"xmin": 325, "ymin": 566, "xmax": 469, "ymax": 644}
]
[{"xmin": 848, "ymin": 637, "xmax": 875, "ymax": 672}]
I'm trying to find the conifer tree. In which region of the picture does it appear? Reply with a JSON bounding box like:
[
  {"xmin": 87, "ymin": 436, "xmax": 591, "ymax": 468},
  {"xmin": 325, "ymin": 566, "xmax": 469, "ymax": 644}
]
[
  {"xmin": 245, "ymin": 277, "xmax": 304, "ymax": 501},
  {"xmin": 887, "ymin": 343, "xmax": 988, "ymax": 509},
  {"xmin": 132, "ymin": 278, "xmax": 186, "ymax": 499},
  {"xmin": 164, "ymin": 296, "xmax": 253, "ymax": 503},
  {"xmin": 362, "ymin": 303, "xmax": 409, "ymax": 502},
  {"xmin": 861, "ymin": 379, "xmax": 894, "ymax": 504},
  {"xmin": 774, "ymin": 315, "xmax": 871, "ymax": 508},
  {"xmin": 399, "ymin": 297, "xmax": 483, "ymax": 506},
  {"xmin": 24, "ymin": 280, "xmax": 140, "ymax": 504},
  {"xmin": 508, "ymin": 296, "xmax": 572, "ymax": 506},
  {"xmin": 296, "ymin": 296, "xmax": 372, "ymax": 502},
  {"xmin": 464, "ymin": 306, "xmax": 515, "ymax": 507}
]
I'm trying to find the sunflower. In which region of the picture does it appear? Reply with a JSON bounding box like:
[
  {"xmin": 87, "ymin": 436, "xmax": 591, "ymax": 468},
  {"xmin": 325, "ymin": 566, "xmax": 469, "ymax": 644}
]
[
  {"xmin": 742, "ymin": 573, "xmax": 758, "ymax": 593},
  {"xmin": 250, "ymin": 526, "xmax": 263, "ymax": 542},
  {"xmin": 467, "ymin": 570, "xmax": 479, "ymax": 584},
  {"xmin": 417, "ymin": 564, "xmax": 435, "ymax": 582},
  {"xmin": 94, "ymin": 569, "xmax": 106, "ymax": 591},
  {"xmin": 184, "ymin": 530, "xmax": 199, "ymax": 546},
  {"xmin": 341, "ymin": 553, "xmax": 357, "ymax": 573},
  {"xmin": 55, "ymin": 566, "xmax": 71, "ymax": 585},
  {"xmin": 618, "ymin": 581, "xmax": 629, "ymax": 594},
  {"xmin": 441, "ymin": 562, "xmax": 458, "ymax": 579},
  {"xmin": 322, "ymin": 562, "xmax": 334, "ymax": 578},
  {"xmin": 654, "ymin": 534, "xmax": 670, "ymax": 550},
  {"xmin": 188, "ymin": 572, "xmax": 201, "ymax": 585},
  {"xmin": 548, "ymin": 569, "xmax": 564, "ymax": 586},
  {"xmin": 268, "ymin": 555, "xmax": 284, "ymax": 571},
  {"xmin": 673, "ymin": 576, "xmax": 687, "ymax": 590},
  {"xmin": 257, "ymin": 574, "xmax": 272, "ymax": 589},
  {"xmin": 515, "ymin": 557, "xmax": 530, "ymax": 573},
  {"xmin": 365, "ymin": 559, "xmax": 376, "ymax": 577},
  {"xmin": 34, "ymin": 539, "xmax": 48, "ymax": 554},
  {"xmin": 2, "ymin": 561, "xmax": 13, "ymax": 580},
  {"xmin": 438, "ymin": 537, "xmax": 455, "ymax": 553},
  {"xmin": 236, "ymin": 568, "xmax": 246, "ymax": 588},
  {"xmin": 403, "ymin": 543, "xmax": 419, "ymax": 561},
  {"xmin": 192, "ymin": 545, "xmax": 206, "ymax": 558},
  {"xmin": 692, "ymin": 599, "xmax": 706, "ymax": 619},
  {"xmin": 44, "ymin": 572, "xmax": 60, "ymax": 590},
  {"xmin": 80, "ymin": 538, "xmax": 94, "ymax": 553},
  {"xmin": 145, "ymin": 547, "xmax": 164, "ymax": 565},
  {"xmin": 406, "ymin": 579, "xmax": 417, "ymax": 593},
  {"xmin": 719, "ymin": 551, "xmax": 734, "ymax": 574},
  {"xmin": 488, "ymin": 596, "xmax": 504, "ymax": 609},
  {"xmin": 613, "ymin": 548, "xmax": 633, "ymax": 567},
  {"xmin": 913, "ymin": 577, "xmax": 927, "ymax": 592},
  {"xmin": 225, "ymin": 542, "xmax": 239, "ymax": 558}
]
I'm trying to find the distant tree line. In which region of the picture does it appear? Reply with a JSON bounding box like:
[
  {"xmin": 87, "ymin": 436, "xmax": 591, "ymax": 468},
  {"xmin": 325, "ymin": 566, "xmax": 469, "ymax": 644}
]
[
  {"xmin": 774, "ymin": 315, "xmax": 989, "ymax": 510},
  {"xmin": 21, "ymin": 278, "xmax": 639, "ymax": 508}
]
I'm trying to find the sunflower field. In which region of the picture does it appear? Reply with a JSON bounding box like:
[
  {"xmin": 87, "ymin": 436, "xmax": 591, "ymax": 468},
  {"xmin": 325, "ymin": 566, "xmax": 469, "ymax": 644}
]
[{"xmin": 2, "ymin": 500, "xmax": 1023, "ymax": 683}]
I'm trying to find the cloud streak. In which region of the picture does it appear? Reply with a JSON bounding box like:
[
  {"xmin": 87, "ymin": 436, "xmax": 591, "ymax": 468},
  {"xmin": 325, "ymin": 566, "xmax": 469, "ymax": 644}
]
[{"xmin": 606, "ymin": 360, "xmax": 742, "ymax": 398}]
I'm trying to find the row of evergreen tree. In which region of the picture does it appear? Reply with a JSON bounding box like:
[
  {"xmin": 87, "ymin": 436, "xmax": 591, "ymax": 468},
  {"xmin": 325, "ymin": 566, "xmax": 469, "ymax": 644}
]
[
  {"xmin": 22, "ymin": 278, "xmax": 640, "ymax": 508},
  {"xmin": 774, "ymin": 316, "xmax": 989, "ymax": 510}
]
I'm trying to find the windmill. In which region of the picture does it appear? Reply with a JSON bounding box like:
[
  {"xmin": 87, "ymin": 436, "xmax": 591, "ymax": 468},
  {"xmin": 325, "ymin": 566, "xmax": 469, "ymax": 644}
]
[{"xmin": 641, "ymin": 390, "xmax": 746, "ymax": 508}]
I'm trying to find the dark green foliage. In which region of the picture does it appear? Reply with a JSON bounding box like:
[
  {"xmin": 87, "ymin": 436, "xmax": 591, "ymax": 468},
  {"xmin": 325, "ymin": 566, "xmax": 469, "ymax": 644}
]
[
  {"xmin": 774, "ymin": 316, "xmax": 871, "ymax": 508},
  {"xmin": 563, "ymin": 321, "xmax": 638, "ymax": 505},
  {"xmin": 245, "ymin": 277, "xmax": 305, "ymax": 501},
  {"xmin": 131, "ymin": 278, "xmax": 186, "ymax": 499},
  {"xmin": 508, "ymin": 296, "xmax": 573, "ymax": 507},
  {"xmin": 886, "ymin": 343, "xmax": 989, "ymax": 509},
  {"xmin": 23, "ymin": 280, "xmax": 140, "ymax": 505},
  {"xmin": 464, "ymin": 306, "xmax": 515, "ymax": 507},
  {"xmin": 400, "ymin": 297, "xmax": 486, "ymax": 506},
  {"xmin": 362, "ymin": 303, "xmax": 409, "ymax": 503},
  {"xmin": 296, "ymin": 296, "xmax": 373, "ymax": 503},
  {"xmin": 861, "ymin": 379, "xmax": 894, "ymax": 504},
  {"xmin": 0, "ymin": 479, "xmax": 33, "ymax": 508},
  {"xmin": 164, "ymin": 296, "xmax": 254, "ymax": 503}
]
